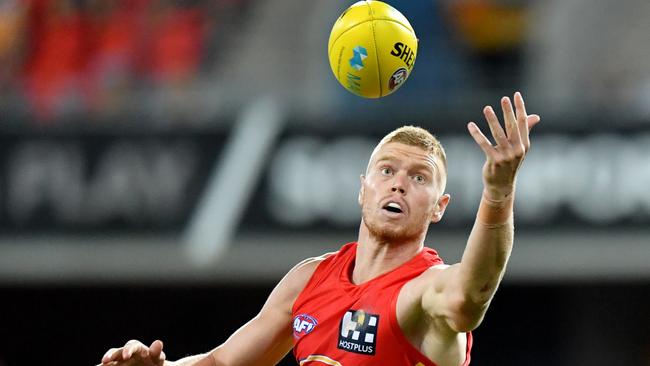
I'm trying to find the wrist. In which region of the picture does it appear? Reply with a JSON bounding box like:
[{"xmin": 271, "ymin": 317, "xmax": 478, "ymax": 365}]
[
  {"xmin": 482, "ymin": 186, "xmax": 515, "ymax": 207},
  {"xmin": 478, "ymin": 188, "xmax": 515, "ymax": 225}
]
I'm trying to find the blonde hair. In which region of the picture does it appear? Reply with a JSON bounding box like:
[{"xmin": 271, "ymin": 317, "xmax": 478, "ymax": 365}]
[
  {"xmin": 378, "ymin": 125, "xmax": 447, "ymax": 170},
  {"xmin": 368, "ymin": 125, "xmax": 447, "ymax": 189}
]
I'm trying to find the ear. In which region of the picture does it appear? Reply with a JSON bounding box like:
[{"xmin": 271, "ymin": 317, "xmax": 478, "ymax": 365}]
[
  {"xmin": 358, "ymin": 175, "xmax": 366, "ymax": 206},
  {"xmin": 431, "ymin": 193, "xmax": 450, "ymax": 223}
]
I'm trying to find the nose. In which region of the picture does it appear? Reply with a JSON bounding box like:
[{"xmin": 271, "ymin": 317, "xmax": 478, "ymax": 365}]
[{"xmin": 391, "ymin": 174, "xmax": 407, "ymax": 195}]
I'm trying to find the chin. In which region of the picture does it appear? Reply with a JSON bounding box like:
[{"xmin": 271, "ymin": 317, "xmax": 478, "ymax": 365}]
[
  {"xmin": 361, "ymin": 207, "xmax": 426, "ymax": 244},
  {"xmin": 366, "ymin": 221, "xmax": 421, "ymax": 244}
]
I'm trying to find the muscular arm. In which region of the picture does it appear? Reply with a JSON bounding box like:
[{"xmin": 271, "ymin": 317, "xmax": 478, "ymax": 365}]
[
  {"xmin": 102, "ymin": 257, "xmax": 325, "ymax": 366},
  {"xmin": 422, "ymin": 93, "xmax": 540, "ymax": 333},
  {"xmin": 173, "ymin": 301, "xmax": 295, "ymax": 366},
  {"xmin": 423, "ymin": 192, "xmax": 514, "ymax": 333},
  {"xmin": 192, "ymin": 258, "xmax": 322, "ymax": 366},
  {"xmin": 202, "ymin": 261, "xmax": 306, "ymax": 366},
  {"xmin": 462, "ymin": 187, "xmax": 516, "ymax": 300}
]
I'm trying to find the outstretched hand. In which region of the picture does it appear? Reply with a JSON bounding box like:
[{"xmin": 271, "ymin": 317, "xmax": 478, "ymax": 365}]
[
  {"xmin": 100, "ymin": 339, "xmax": 166, "ymax": 366},
  {"xmin": 467, "ymin": 92, "xmax": 541, "ymax": 202}
]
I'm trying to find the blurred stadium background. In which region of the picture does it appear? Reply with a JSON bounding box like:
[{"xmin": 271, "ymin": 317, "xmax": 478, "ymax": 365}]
[{"xmin": 0, "ymin": 0, "xmax": 649, "ymax": 365}]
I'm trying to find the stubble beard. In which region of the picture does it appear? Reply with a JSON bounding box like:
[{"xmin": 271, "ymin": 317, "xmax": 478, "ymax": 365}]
[{"xmin": 361, "ymin": 205, "xmax": 426, "ymax": 245}]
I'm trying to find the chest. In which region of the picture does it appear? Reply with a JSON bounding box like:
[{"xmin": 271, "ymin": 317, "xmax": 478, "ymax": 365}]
[{"xmin": 292, "ymin": 278, "xmax": 416, "ymax": 364}]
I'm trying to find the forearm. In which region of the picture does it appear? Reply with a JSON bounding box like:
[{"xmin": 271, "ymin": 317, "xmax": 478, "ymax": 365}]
[{"xmin": 458, "ymin": 189, "xmax": 515, "ymax": 304}]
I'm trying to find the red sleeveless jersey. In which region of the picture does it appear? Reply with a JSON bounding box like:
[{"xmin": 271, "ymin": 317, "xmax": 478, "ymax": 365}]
[{"xmin": 292, "ymin": 242, "xmax": 472, "ymax": 366}]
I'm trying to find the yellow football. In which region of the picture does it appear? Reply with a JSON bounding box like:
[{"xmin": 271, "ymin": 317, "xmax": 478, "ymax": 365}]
[{"xmin": 328, "ymin": 1, "xmax": 418, "ymax": 98}]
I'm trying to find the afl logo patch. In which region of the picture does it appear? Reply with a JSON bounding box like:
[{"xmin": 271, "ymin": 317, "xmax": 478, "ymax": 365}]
[
  {"xmin": 293, "ymin": 314, "xmax": 318, "ymax": 338},
  {"xmin": 388, "ymin": 67, "xmax": 408, "ymax": 91}
]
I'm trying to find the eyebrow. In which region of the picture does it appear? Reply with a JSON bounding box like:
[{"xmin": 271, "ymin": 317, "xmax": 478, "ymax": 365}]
[
  {"xmin": 374, "ymin": 155, "xmax": 437, "ymax": 175},
  {"xmin": 374, "ymin": 155, "xmax": 397, "ymax": 164}
]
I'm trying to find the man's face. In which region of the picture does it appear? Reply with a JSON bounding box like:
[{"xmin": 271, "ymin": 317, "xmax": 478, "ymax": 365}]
[{"xmin": 359, "ymin": 142, "xmax": 449, "ymax": 243}]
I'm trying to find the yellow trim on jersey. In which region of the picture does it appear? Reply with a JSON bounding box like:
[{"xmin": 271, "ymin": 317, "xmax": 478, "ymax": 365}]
[{"xmin": 299, "ymin": 354, "xmax": 343, "ymax": 366}]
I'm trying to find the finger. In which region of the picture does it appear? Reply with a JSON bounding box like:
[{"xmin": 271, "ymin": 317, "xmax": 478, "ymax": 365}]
[
  {"xmin": 502, "ymin": 95, "xmax": 522, "ymax": 146},
  {"xmin": 514, "ymin": 91, "xmax": 528, "ymax": 121},
  {"xmin": 528, "ymin": 114, "xmax": 541, "ymax": 129},
  {"xmin": 102, "ymin": 348, "xmax": 123, "ymax": 363},
  {"xmin": 483, "ymin": 105, "xmax": 509, "ymax": 147},
  {"xmin": 467, "ymin": 122, "xmax": 497, "ymax": 158},
  {"xmin": 123, "ymin": 343, "xmax": 148, "ymax": 360},
  {"xmin": 513, "ymin": 92, "xmax": 529, "ymax": 148},
  {"xmin": 137, "ymin": 344, "xmax": 150, "ymax": 359},
  {"xmin": 149, "ymin": 340, "xmax": 164, "ymax": 360},
  {"xmin": 515, "ymin": 92, "xmax": 539, "ymax": 146},
  {"xmin": 123, "ymin": 340, "xmax": 140, "ymax": 358},
  {"xmin": 501, "ymin": 93, "xmax": 522, "ymax": 146}
]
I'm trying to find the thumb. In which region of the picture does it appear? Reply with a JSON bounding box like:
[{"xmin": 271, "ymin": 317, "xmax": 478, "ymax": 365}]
[
  {"xmin": 527, "ymin": 114, "xmax": 541, "ymax": 129},
  {"xmin": 149, "ymin": 340, "xmax": 165, "ymax": 364}
]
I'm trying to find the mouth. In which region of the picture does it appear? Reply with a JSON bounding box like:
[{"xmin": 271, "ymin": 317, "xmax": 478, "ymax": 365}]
[{"xmin": 382, "ymin": 202, "xmax": 404, "ymax": 215}]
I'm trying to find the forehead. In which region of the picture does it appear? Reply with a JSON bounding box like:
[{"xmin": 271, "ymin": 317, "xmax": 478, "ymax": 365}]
[{"xmin": 370, "ymin": 142, "xmax": 440, "ymax": 172}]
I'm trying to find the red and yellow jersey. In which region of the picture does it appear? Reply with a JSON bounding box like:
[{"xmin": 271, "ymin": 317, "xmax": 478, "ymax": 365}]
[{"xmin": 292, "ymin": 242, "xmax": 472, "ymax": 366}]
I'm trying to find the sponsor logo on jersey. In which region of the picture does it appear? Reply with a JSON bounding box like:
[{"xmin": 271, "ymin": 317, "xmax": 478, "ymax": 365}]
[
  {"xmin": 390, "ymin": 42, "xmax": 415, "ymax": 69},
  {"xmin": 293, "ymin": 314, "xmax": 318, "ymax": 338},
  {"xmin": 388, "ymin": 68, "xmax": 408, "ymax": 91},
  {"xmin": 337, "ymin": 309, "xmax": 379, "ymax": 355},
  {"xmin": 349, "ymin": 46, "xmax": 368, "ymax": 71}
]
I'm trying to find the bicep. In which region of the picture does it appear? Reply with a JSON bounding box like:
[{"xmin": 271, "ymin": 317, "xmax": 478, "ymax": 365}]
[
  {"xmin": 209, "ymin": 257, "xmax": 323, "ymax": 366},
  {"xmin": 210, "ymin": 307, "xmax": 294, "ymax": 366},
  {"xmin": 421, "ymin": 264, "xmax": 488, "ymax": 333}
]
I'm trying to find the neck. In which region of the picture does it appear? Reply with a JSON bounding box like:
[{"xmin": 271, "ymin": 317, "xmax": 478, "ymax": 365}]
[{"xmin": 352, "ymin": 221, "xmax": 425, "ymax": 285}]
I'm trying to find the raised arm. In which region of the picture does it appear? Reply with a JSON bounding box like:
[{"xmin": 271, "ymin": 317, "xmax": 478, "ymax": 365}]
[
  {"xmin": 100, "ymin": 257, "xmax": 324, "ymax": 366},
  {"xmin": 423, "ymin": 92, "xmax": 540, "ymax": 333}
]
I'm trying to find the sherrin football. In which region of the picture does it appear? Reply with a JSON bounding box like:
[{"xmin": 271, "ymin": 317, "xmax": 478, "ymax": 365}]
[{"xmin": 328, "ymin": 0, "xmax": 418, "ymax": 98}]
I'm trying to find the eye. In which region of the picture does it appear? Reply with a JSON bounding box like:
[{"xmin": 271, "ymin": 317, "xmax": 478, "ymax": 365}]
[
  {"xmin": 381, "ymin": 167, "xmax": 393, "ymax": 176},
  {"xmin": 413, "ymin": 175, "xmax": 426, "ymax": 184}
]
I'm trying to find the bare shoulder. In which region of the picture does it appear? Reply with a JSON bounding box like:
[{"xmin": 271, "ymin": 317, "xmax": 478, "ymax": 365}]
[
  {"xmin": 416, "ymin": 263, "xmax": 463, "ymax": 309},
  {"xmin": 267, "ymin": 252, "xmax": 336, "ymax": 311},
  {"xmin": 398, "ymin": 263, "xmax": 469, "ymax": 365},
  {"xmin": 407, "ymin": 263, "xmax": 452, "ymax": 292},
  {"xmin": 295, "ymin": 252, "xmax": 335, "ymax": 270},
  {"xmin": 288, "ymin": 252, "xmax": 336, "ymax": 287},
  {"xmin": 398, "ymin": 263, "xmax": 456, "ymax": 327},
  {"xmin": 399, "ymin": 263, "xmax": 451, "ymax": 312}
]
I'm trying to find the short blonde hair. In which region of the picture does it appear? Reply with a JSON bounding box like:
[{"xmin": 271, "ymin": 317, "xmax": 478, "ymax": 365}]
[
  {"xmin": 368, "ymin": 125, "xmax": 447, "ymax": 190},
  {"xmin": 378, "ymin": 125, "xmax": 447, "ymax": 170}
]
